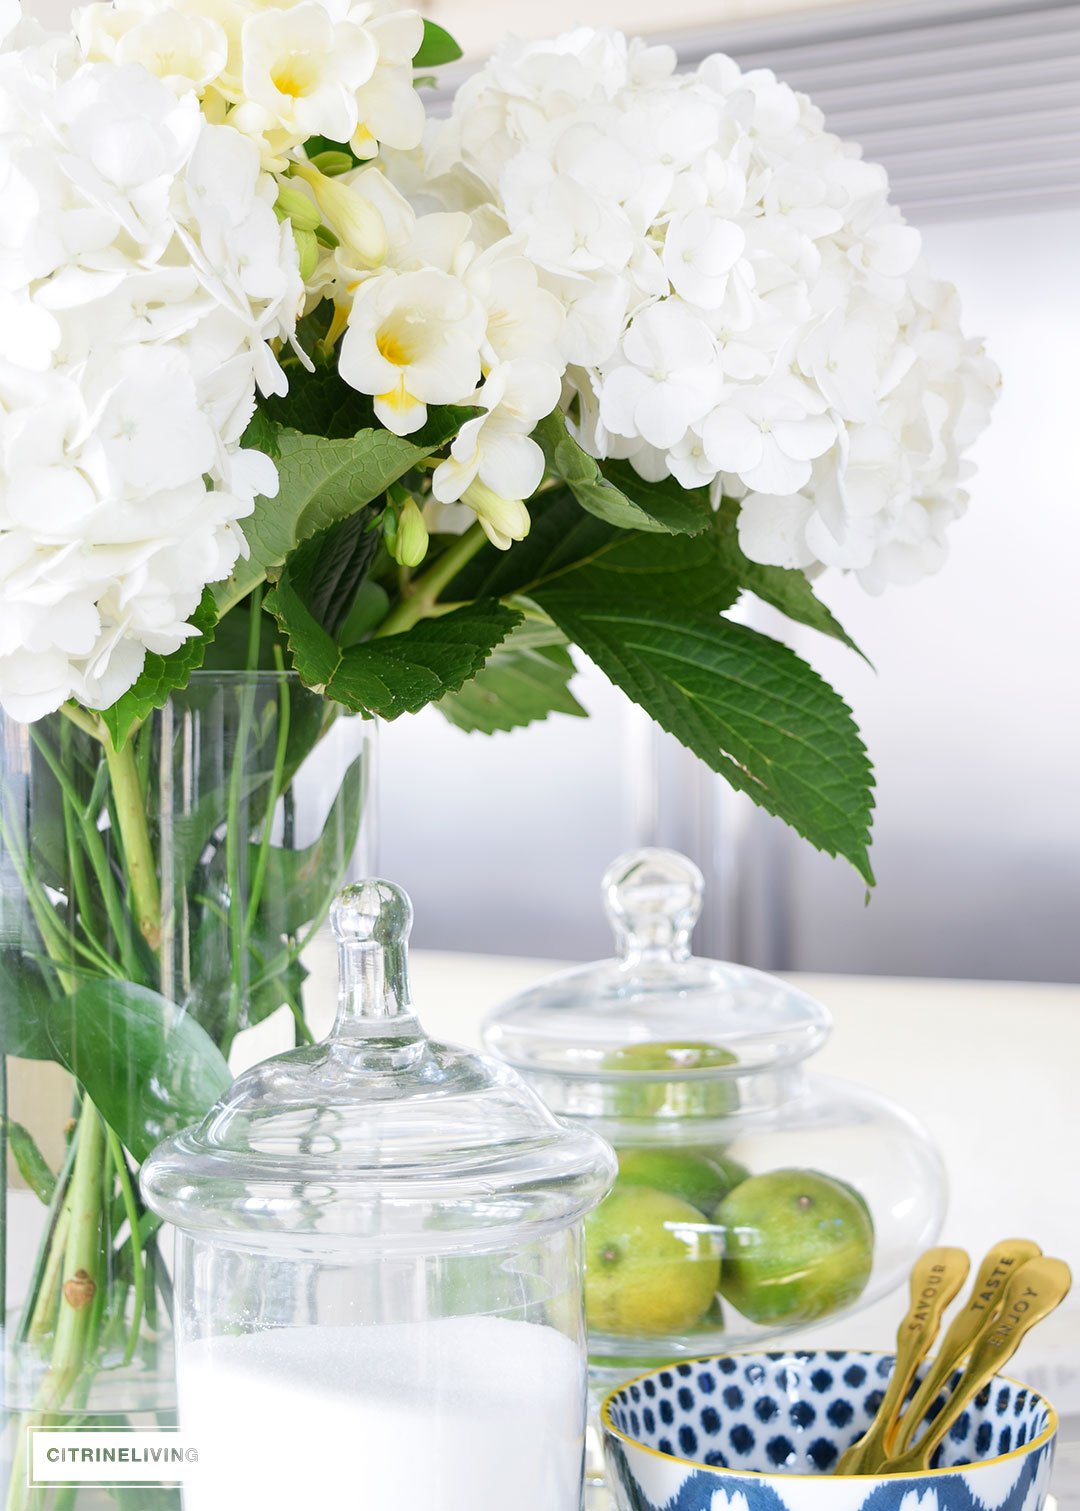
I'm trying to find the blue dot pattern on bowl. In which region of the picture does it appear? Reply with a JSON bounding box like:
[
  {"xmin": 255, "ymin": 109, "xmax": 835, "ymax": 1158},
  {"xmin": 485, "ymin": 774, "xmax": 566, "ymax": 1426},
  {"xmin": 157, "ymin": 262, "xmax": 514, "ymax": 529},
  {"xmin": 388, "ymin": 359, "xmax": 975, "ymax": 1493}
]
[{"xmin": 604, "ymin": 1350, "xmax": 1055, "ymax": 1511}]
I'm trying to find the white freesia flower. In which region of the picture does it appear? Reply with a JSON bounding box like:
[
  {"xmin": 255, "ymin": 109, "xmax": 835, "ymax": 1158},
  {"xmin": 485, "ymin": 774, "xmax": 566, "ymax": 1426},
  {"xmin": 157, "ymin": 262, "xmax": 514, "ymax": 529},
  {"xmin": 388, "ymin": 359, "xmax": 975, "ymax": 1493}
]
[
  {"xmin": 432, "ymin": 360, "xmax": 560, "ymax": 505},
  {"xmin": 0, "ymin": 47, "xmax": 301, "ymax": 722},
  {"xmin": 240, "ymin": 5, "xmax": 377, "ymax": 146},
  {"xmin": 432, "ymin": 27, "xmax": 999, "ymax": 590},
  {"xmin": 462, "ymin": 481, "xmax": 531, "ymax": 551},
  {"xmin": 338, "ymin": 267, "xmax": 486, "ymax": 434},
  {"xmin": 74, "ymin": 0, "xmax": 426, "ymax": 164}
]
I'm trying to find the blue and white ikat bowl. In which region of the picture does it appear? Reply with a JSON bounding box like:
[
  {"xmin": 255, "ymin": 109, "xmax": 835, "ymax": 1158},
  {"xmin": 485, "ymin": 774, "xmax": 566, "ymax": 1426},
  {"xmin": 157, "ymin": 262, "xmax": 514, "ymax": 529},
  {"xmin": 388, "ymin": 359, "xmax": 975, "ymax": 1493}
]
[{"xmin": 602, "ymin": 1350, "xmax": 1057, "ymax": 1511}]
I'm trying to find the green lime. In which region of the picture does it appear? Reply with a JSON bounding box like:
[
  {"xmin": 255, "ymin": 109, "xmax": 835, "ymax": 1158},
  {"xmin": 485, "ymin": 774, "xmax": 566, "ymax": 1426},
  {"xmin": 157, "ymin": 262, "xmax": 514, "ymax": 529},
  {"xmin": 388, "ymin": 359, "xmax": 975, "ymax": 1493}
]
[
  {"xmin": 698, "ymin": 1152, "xmax": 751, "ymax": 1199},
  {"xmin": 602, "ymin": 1041, "xmax": 738, "ymax": 1118},
  {"xmin": 836, "ymin": 1177, "xmax": 875, "ymax": 1239},
  {"xmin": 585, "ymin": 1182, "xmax": 721, "ymax": 1336},
  {"xmin": 715, "ymin": 1168, "xmax": 874, "ymax": 1325},
  {"xmin": 615, "ymin": 1148, "xmax": 739, "ymax": 1213}
]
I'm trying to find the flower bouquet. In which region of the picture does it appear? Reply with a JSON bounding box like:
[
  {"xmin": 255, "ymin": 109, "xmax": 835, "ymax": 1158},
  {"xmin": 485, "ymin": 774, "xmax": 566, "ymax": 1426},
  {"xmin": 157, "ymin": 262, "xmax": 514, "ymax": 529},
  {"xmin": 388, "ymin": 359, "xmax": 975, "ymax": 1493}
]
[{"xmin": 0, "ymin": 0, "xmax": 996, "ymax": 1502}]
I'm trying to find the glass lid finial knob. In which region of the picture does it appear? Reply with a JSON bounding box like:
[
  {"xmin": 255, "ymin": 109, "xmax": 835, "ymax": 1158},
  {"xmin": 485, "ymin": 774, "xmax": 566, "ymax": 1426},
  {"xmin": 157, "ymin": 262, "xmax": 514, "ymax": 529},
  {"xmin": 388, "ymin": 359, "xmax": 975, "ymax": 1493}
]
[
  {"xmin": 331, "ymin": 879, "xmax": 413, "ymax": 948},
  {"xmin": 330, "ymin": 879, "xmax": 417, "ymax": 1037},
  {"xmin": 602, "ymin": 847, "xmax": 704, "ymax": 962}
]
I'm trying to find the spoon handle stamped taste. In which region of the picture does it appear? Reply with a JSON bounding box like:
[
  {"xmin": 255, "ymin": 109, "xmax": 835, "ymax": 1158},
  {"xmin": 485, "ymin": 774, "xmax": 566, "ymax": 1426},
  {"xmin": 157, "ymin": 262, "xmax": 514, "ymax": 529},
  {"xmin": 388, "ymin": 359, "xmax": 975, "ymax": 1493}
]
[
  {"xmin": 884, "ymin": 1256, "xmax": 1073, "ymax": 1475},
  {"xmin": 891, "ymin": 1237, "xmax": 1043, "ymax": 1456},
  {"xmin": 834, "ymin": 1246, "xmax": 970, "ymax": 1476}
]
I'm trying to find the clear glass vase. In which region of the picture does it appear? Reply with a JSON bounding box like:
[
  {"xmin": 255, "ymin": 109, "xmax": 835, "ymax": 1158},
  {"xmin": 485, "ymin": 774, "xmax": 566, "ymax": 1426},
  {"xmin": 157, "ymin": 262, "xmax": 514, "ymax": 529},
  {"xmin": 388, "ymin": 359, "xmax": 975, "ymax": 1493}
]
[{"xmin": 0, "ymin": 673, "xmax": 373, "ymax": 1510}]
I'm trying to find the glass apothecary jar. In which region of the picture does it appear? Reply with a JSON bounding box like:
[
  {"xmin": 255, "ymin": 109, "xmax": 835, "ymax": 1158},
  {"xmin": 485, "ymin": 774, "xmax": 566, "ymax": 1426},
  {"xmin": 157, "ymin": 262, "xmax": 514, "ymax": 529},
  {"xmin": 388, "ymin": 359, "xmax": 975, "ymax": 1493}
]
[
  {"xmin": 141, "ymin": 880, "xmax": 616, "ymax": 1511},
  {"xmin": 483, "ymin": 850, "xmax": 946, "ymax": 1389}
]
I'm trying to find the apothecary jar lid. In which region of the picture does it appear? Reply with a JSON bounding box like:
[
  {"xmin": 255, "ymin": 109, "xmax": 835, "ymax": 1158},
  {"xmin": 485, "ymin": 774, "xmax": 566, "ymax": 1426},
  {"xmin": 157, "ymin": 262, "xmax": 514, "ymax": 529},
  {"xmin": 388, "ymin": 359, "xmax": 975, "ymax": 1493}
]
[
  {"xmin": 483, "ymin": 848, "xmax": 831, "ymax": 1119},
  {"xmin": 141, "ymin": 880, "xmax": 616, "ymax": 1251}
]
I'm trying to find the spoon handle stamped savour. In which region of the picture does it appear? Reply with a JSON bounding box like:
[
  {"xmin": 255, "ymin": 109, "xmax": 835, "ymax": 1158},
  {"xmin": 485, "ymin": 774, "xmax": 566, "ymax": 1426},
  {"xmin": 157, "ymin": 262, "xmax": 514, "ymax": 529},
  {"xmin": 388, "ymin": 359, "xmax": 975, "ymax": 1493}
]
[
  {"xmin": 884, "ymin": 1256, "xmax": 1073, "ymax": 1475},
  {"xmin": 891, "ymin": 1237, "xmax": 1043, "ymax": 1456},
  {"xmin": 834, "ymin": 1246, "xmax": 971, "ymax": 1476}
]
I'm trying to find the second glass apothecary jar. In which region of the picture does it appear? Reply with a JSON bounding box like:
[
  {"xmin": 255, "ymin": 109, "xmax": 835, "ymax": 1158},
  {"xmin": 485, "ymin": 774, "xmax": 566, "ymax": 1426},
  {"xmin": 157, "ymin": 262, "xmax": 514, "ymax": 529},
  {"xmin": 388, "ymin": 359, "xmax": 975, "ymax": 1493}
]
[
  {"xmin": 141, "ymin": 880, "xmax": 616, "ymax": 1511},
  {"xmin": 483, "ymin": 849, "xmax": 945, "ymax": 1389}
]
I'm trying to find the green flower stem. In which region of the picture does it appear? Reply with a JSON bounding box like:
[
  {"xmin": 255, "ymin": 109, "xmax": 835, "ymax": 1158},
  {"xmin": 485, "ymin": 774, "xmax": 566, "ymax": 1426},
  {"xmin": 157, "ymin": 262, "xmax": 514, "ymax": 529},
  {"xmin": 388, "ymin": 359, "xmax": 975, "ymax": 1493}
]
[
  {"xmin": 18, "ymin": 1127, "xmax": 77, "ymax": 1346},
  {"xmin": 26, "ymin": 1199, "xmax": 71, "ymax": 1345},
  {"xmin": 244, "ymin": 649, "xmax": 291, "ymax": 937},
  {"xmin": 222, "ymin": 591, "xmax": 263, "ymax": 1057},
  {"xmin": 41, "ymin": 1100, "xmax": 105, "ymax": 1411},
  {"xmin": 105, "ymin": 1127, "xmax": 144, "ymax": 1368},
  {"xmin": 32, "ymin": 726, "xmax": 137, "ymax": 978},
  {"xmin": 374, "ymin": 522, "xmax": 487, "ymax": 638},
  {"xmin": 102, "ymin": 735, "xmax": 161, "ymax": 955},
  {"xmin": 5, "ymin": 1102, "xmax": 106, "ymax": 1511}
]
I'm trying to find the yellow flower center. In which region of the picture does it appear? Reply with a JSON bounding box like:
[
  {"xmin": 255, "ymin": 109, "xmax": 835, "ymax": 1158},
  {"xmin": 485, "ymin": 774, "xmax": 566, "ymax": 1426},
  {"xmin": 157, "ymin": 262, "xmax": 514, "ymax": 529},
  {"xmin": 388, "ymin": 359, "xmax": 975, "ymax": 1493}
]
[
  {"xmin": 376, "ymin": 329, "xmax": 413, "ymax": 368},
  {"xmin": 271, "ymin": 51, "xmax": 318, "ymax": 99}
]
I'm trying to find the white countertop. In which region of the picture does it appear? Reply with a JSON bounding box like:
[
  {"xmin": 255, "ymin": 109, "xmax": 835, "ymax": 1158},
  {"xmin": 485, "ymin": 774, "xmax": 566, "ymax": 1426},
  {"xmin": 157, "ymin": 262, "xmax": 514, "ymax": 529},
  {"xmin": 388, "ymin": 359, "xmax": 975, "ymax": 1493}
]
[{"xmin": 244, "ymin": 948, "xmax": 1080, "ymax": 1423}]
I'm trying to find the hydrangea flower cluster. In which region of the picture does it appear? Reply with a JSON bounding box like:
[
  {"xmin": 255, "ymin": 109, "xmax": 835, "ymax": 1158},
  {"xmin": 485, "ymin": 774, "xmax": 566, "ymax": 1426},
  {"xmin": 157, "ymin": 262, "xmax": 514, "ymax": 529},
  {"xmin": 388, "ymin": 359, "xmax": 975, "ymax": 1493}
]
[
  {"xmin": 430, "ymin": 29, "xmax": 1000, "ymax": 590},
  {"xmin": 0, "ymin": 41, "xmax": 301, "ymax": 721}
]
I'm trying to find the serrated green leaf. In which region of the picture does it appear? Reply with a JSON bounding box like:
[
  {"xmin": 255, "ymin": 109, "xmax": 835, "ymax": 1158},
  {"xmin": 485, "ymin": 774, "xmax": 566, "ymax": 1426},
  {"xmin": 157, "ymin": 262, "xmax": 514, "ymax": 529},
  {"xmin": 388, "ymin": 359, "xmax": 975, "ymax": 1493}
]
[
  {"xmin": 534, "ymin": 594, "xmax": 875, "ymax": 883},
  {"xmin": 447, "ymin": 490, "xmax": 740, "ymax": 613},
  {"xmin": 240, "ymin": 406, "xmax": 280, "ymax": 459},
  {"xmin": 715, "ymin": 499, "xmax": 869, "ymax": 661},
  {"xmin": 264, "ymin": 363, "xmax": 375, "ymax": 439},
  {"xmin": 413, "ymin": 18, "xmax": 463, "ymax": 66},
  {"xmin": 215, "ymin": 413, "xmax": 466, "ymax": 617},
  {"xmin": 3, "ymin": 1116, "xmax": 56, "ymax": 1203},
  {"xmin": 286, "ymin": 508, "xmax": 382, "ymax": 639},
  {"xmin": 448, "ymin": 487, "xmax": 618, "ymax": 601},
  {"xmin": 438, "ymin": 626, "xmax": 586, "ymax": 734},
  {"xmin": 535, "ymin": 413, "xmax": 712, "ymax": 535},
  {"xmin": 266, "ymin": 564, "xmax": 522, "ymax": 718},
  {"xmin": 545, "ymin": 522, "xmax": 742, "ymax": 614},
  {"xmin": 46, "ymin": 980, "xmax": 231, "ymax": 1163},
  {"xmin": 340, "ymin": 581, "xmax": 390, "ymax": 646},
  {"xmin": 98, "ymin": 589, "xmax": 218, "ymax": 749}
]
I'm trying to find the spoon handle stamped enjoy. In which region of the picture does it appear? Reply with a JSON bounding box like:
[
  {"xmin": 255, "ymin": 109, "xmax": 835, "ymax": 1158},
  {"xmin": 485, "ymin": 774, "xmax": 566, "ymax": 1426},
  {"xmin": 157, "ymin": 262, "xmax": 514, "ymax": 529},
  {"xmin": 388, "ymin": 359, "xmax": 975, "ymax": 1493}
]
[
  {"xmin": 891, "ymin": 1237, "xmax": 1042, "ymax": 1456},
  {"xmin": 884, "ymin": 1256, "xmax": 1073, "ymax": 1475},
  {"xmin": 834, "ymin": 1246, "xmax": 970, "ymax": 1476}
]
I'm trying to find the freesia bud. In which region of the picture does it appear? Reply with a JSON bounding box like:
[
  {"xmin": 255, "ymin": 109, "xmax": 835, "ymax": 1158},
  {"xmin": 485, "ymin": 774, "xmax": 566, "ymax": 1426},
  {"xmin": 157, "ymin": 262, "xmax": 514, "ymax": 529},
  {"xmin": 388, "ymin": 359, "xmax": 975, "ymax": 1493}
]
[
  {"xmin": 292, "ymin": 161, "xmax": 386, "ymax": 267},
  {"xmin": 463, "ymin": 480, "xmax": 531, "ymax": 551},
  {"xmin": 390, "ymin": 498, "xmax": 429, "ymax": 568},
  {"xmin": 293, "ymin": 228, "xmax": 319, "ymax": 282},
  {"xmin": 274, "ymin": 182, "xmax": 321, "ymax": 234},
  {"xmin": 309, "ymin": 150, "xmax": 355, "ymax": 178}
]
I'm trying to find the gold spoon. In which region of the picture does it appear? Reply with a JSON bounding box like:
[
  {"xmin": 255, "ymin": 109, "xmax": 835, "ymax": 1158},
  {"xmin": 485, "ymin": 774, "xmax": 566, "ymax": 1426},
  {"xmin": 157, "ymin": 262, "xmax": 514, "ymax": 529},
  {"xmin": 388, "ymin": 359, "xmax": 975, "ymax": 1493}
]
[
  {"xmin": 889, "ymin": 1237, "xmax": 1042, "ymax": 1458},
  {"xmin": 834, "ymin": 1246, "xmax": 971, "ymax": 1475},
  {"xmin": 883, "ymin": 1256, "xmax": 1072, "ymax": 1475}
]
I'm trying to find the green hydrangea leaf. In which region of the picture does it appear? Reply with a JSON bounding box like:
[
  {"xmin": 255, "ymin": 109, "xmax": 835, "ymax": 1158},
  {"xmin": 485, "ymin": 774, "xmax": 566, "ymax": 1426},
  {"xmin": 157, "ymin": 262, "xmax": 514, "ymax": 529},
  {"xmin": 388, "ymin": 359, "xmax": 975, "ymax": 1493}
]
[
  {"xmin": 438, "ymin": 622, "xmax": 587, "ymax": 734},
  {"xmin": 216, "ymin": 410, "xmax": 469, "ymax": 617},
  {"xmin": 266, "ymin": 560, "xmax": 521, "ymax": 718},
  {"xmin": 535, "ymin": 413, "xmax": 712, "ymax": 535},
  {"xmin": 715, "ymin": 499, "xmax": 868, "ymax": 661},
  {"xmin": 534, "ymin": 592, "xmax": 875, "ymax": 883}
]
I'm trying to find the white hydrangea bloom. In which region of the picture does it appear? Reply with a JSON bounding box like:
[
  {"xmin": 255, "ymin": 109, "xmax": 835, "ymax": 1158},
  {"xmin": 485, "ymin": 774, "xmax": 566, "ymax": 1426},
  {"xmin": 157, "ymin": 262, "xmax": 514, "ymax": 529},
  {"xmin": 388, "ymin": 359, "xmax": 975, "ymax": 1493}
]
[
  {"xmin": 74, "ymin": 0, "xmax": 427, "ymax": 167},
  {"xmin": 0, "ymin": 46, "xmax": 301, "ymax": 721},
  {"xmin": 431, "ymin": 28, "xmax": 1000, "ymax": 590}
]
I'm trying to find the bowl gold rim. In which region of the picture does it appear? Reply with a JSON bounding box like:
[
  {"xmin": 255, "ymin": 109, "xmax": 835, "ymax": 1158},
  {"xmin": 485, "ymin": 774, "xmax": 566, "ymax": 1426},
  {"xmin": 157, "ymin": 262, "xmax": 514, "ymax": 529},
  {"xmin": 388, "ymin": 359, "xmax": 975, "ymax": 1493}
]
[{"xmin": 599, "ymin": 1348, "xmax": 1059, "ymax": 1483}]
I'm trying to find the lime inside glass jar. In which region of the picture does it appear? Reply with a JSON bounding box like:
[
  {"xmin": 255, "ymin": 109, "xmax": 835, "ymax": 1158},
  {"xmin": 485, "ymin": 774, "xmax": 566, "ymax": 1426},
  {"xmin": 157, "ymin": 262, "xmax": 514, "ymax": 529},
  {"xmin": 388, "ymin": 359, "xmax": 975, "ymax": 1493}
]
[{"xmin": 482, "ymin": 849, "xmax": 946, "ymax": 1392}]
